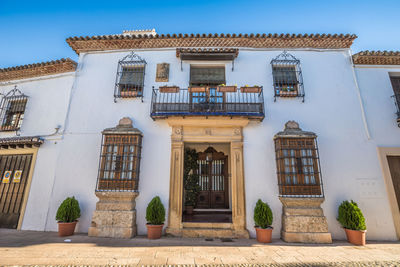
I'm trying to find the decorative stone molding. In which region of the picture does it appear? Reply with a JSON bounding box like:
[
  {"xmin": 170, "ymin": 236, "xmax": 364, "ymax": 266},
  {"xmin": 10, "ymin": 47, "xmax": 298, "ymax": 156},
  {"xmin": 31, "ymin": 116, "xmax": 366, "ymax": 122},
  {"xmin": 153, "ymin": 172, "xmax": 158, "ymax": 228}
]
[
  {"xmin": 279, "ymin": 197, "xmax": 332, "ymax": 243},
  {"xmin": 165, "ymin": 118, "xmax": 249, "ymax": 238},
  {"xmin": 274, "ymin": 120, "xmax": 317, "ymax": 139},
  {"xmin": 88, "ymin": 191, "xmax": 139, "ymax": 238}
]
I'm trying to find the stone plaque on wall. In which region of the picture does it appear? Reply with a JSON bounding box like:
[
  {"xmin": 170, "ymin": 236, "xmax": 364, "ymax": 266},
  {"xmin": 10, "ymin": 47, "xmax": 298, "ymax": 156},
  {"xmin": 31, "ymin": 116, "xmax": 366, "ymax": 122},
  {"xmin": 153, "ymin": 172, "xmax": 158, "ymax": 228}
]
[{"xmin": 156, "ymin": 63, "xmax": 169, "ymax": 82}]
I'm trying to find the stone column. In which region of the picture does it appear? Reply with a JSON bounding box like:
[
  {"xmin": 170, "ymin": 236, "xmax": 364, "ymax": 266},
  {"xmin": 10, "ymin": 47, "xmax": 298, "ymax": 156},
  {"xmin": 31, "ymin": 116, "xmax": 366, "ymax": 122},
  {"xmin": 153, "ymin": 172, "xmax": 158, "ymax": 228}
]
[
  {"xmin": 165, "ymin": 126, "xmax": 184, "ymax": 236},
  {"xmin": 230, "ymin": 140, "xmax": 250, "ymax": 238},
  {"xmin": 280, "ymin": 197, "xmax": 332, "ymax": 243},
  {"xmin": 88, "ymin": 191, "xmax": 139, "ymax": 238}
]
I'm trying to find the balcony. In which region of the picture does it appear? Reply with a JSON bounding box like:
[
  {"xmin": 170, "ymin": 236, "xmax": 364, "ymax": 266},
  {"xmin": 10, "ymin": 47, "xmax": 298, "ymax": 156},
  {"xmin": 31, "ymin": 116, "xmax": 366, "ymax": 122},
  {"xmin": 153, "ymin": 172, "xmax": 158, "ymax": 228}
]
[
  {"xmin": 392, "ymin": 93, "xmax": 400, "ymax": 127},
  {"xmin": 150, "ymin": 87, "xmax": 265, "ymax": 120}
]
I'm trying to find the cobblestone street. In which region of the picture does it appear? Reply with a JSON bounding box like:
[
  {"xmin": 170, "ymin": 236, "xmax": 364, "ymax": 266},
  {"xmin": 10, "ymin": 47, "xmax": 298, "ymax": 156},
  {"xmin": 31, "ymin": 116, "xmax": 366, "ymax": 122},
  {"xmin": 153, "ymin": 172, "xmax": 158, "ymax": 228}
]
[{"xmin": 0, "ymin": 229, "xmax": 399, "ymax": 266}]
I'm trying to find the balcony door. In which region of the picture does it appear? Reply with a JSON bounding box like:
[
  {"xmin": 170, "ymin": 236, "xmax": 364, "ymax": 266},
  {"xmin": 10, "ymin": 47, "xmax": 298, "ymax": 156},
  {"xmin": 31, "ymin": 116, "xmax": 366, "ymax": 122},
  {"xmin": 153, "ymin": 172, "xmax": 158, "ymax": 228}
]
[
  {"xmin": 190, "ymin": 66, "xmax": 225, "ymax": 113},
  {"xmin": 196, "ymin": 147, "xmax": 229, "ymax": 209}
]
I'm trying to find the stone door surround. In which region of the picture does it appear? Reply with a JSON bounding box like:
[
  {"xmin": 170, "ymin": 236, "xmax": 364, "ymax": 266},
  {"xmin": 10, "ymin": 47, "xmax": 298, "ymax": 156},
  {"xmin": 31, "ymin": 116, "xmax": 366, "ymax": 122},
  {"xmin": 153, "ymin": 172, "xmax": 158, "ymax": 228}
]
[{"xmin": 165, "ymin": 118, "xmax": 249, "ymax": 238}]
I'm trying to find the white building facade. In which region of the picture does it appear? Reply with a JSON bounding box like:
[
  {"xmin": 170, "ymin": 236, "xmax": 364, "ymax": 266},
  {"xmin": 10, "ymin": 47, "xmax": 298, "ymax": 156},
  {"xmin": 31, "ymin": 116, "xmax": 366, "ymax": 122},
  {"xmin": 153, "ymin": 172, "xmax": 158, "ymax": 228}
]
[{"xmin": 0, "ymin": 31, "xmax": 399, "ymax": 242}]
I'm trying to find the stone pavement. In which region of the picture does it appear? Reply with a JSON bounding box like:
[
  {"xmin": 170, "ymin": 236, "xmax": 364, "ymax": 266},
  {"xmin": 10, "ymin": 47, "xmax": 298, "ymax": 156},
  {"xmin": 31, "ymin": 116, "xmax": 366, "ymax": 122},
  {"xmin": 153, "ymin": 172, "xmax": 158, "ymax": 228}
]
[{"xmin": 0, "ymin": 229, "xmax": 400, "ymax": 266}]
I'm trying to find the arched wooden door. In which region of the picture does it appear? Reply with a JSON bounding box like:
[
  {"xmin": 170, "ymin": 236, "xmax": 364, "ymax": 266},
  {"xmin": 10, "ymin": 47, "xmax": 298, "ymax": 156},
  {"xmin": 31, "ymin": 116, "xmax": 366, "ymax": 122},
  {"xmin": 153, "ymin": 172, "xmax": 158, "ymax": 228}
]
[{"xmin": 196, "ymin": 147, "xmax": 229, "ymax": 209}]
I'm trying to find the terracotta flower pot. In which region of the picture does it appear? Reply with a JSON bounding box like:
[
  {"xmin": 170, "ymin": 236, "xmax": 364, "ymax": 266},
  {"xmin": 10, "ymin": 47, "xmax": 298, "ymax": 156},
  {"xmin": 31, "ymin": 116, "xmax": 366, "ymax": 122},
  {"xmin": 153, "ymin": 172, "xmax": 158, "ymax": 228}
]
[
  {"xmin": 185, "ymin": 205, "xmax": 194, "ymax": 215},
  {"xmin": 159, "ymin": 86, "xmax": 180, "ymax": 93},
  {"xmin": 189, "ymin": 86, "xmax": 207, "ymax": 93},
  {"xmin": 240, "ymin": 86, "xmax": 262, "ymax": 93},
  {"xmin": 146, "ymin": 224, "xmax": 164, "ymax": 239},
  {"xmin": 344, "ymin": 228, "xmax": 366, "ymax": 246},
  {"xmin": 217, "ymin": 86, "xmax": 237, "ymax": 92},
  {"xmin": 58, "ymin": 221, "xmax": 77, "ymax": 237},
  {"xmin": 255, "ymin": 227, "xmax": 273, "ymax": 243}
]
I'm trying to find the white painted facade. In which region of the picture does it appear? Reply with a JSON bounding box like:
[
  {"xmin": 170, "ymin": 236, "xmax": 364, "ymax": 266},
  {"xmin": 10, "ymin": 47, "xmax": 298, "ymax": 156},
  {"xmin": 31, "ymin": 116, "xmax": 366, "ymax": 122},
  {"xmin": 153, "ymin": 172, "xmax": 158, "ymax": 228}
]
[
  {"xmin": 24, "ymin": 47, "xmax": 397, "ymax": 240},
  {"xmin": 0, "ymin": 73, "xmax": 75, "ymax": 231}
]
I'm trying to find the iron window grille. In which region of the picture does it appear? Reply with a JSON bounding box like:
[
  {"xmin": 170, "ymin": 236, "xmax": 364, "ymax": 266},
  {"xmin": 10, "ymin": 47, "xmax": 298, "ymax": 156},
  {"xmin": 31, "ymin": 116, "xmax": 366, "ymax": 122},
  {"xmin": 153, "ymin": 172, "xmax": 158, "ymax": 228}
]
[
  {"xmin": 271, "ymin": 51, "xmax": 305, "ymax": 102},
  {"xmin": 274, "ymin": 137, "xmax": 324, "ymax": 197},
  {"xmin": 0, "ymin": 86, "xmax": 28, "ymax": 132},
  {"xmin": 390, "ymin": 77, "xmax": 400, "ymax": 127},
  {"xmin": 114, "ymin": 52, "xmax": 147, "ymax": 102},
  {"xmin": 96, "ymin": 134, "xmax": 142, "ymax": 192}
]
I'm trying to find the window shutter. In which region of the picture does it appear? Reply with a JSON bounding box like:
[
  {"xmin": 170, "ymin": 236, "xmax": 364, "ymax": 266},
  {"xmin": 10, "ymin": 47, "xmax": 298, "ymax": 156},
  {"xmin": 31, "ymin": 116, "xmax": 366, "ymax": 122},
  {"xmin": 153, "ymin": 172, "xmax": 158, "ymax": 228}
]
[
  {"xmin": 272, "ymin": 66, "xmax": 298, "ymax": 84},
  {"xmin": 190, "ymin": 66, "xmax": 225, "ymax": 85}
]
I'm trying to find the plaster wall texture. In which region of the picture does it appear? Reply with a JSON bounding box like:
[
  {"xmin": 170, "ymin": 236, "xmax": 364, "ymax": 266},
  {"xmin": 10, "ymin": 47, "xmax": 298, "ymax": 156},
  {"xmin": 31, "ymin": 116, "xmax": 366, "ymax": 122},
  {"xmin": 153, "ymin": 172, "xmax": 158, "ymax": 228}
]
[
  {"xmin": 355, "ymin": 66, "xmax": 400, "ymax": 146},
  {"xmin": 0, "ymin": 74, "xmax": 75, "ymax": 230},
  {"xmin": 41, "ymin": 49, "xmax": 397, "ymax": 240}
]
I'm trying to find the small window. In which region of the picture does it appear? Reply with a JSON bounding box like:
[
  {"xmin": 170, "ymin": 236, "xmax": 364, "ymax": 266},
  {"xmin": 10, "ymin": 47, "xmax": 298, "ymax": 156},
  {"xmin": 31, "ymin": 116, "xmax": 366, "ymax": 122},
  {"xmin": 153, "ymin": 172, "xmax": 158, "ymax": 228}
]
[
  {"xmin": 390, "ymin": 76, "xmax": 400, "ymax": 127},
  {"xmin": 274, "ymin": 137, "xmax": 322, "ymax": 196},
  {"xmin": 97, "ymin": 134, "xmax": 142, "ymax": 191},
  {"xmin": 114, "ymin": 52, "xmax": 146, "ymax": 100},
  {"xmin": 0, "ymin": 86, "xmax": 28, "ymax": 132},
  {"xmin": 190, "ymin": 66, "xmax": 225, "ymax": 86},
  {"xmin": 271, "ymin": 51, "xmax": 305, "ymax": 102}
]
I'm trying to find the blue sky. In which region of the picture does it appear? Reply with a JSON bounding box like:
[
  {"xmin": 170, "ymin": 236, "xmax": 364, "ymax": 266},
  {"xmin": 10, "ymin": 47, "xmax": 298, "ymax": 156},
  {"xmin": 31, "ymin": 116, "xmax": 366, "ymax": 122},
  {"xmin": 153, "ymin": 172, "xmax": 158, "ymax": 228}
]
[{"xmin": 1, "ymin": 0, "xmax": 399, "ymax": 68}]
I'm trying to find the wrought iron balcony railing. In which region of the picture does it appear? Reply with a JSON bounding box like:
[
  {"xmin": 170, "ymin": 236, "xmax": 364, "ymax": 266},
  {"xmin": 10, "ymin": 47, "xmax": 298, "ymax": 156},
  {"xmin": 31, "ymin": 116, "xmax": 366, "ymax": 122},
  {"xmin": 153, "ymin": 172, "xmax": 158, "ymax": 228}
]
[
  {"xmin": 392, "ymin": 93, "xmax": 400, "ymax": 127},
  {"xmin": 150, "ymin": 87, "xmax": 265, "ymax": 120}
]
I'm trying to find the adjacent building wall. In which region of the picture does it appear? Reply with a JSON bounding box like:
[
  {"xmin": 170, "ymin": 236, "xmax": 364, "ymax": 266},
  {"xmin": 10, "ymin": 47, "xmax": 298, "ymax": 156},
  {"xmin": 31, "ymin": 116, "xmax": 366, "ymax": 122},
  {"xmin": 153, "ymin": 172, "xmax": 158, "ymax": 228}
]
[
  {"xmin": 0, "ymin": 73, "xmax": 75, "ymax": 230},
  {"xmin": 42, "ymin": 49, "xmax": 398, "ymax": 240}
]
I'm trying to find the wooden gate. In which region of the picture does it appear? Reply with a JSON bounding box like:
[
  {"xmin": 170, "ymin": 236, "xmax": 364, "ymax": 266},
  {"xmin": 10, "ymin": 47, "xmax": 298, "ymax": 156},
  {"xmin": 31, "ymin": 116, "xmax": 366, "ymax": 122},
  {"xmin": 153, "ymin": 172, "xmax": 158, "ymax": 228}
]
[
  {"xmin": 0, "ymin": 154, "xmax": 33, "ymax": 228},
  {"xmin": 196, "ymin": 147, "xmax": 229, "ymax": 209}
]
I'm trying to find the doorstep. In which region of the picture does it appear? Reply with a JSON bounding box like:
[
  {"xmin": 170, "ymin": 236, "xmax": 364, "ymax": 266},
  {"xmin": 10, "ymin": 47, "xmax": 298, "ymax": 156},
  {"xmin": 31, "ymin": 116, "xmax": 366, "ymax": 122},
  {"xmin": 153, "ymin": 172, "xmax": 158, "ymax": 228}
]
[{"xmin": 181, "ymin": 222, "xmax": 248, "ymax": 238}]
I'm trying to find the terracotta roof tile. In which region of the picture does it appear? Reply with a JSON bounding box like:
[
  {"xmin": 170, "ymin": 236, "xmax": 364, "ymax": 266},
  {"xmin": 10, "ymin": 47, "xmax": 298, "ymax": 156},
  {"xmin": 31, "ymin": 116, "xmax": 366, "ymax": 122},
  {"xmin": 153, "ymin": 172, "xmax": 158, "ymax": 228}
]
[
  {"xmin": 66, "ymin": 33, "xmax": 357, "ymax": 54},
  {"xmin": 353, "ymin": 51, "xmax": 400, "ymax": 65},
  {"xmin": 0, "ymin": 58, "xmax": 77, "ymax": 82}
]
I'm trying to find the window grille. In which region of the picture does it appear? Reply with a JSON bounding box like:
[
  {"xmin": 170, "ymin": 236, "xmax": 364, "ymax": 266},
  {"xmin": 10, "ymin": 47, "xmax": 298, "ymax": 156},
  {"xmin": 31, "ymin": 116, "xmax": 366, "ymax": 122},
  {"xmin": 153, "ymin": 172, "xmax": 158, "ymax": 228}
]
[
  {"xmin": 114, "ymin": 52, "xmax": 146, "ymax": 102},
  {"xmin": 271, "ymin": 51, "xmax": 305, "ymax": 102},
  {"xmin": 97, "ymin": 134, "xmax": 142, "ymax": 191},
  {"xmin": 390, "ymin": 76, "xmax": 400, "ymax": 127},
  {"xmin": 0, "ymin": 86, "xmax": 28, "ymax": 132},
  {"xmin": 274, "ymin": 137, "xmax": 323, "ymax": 197}
]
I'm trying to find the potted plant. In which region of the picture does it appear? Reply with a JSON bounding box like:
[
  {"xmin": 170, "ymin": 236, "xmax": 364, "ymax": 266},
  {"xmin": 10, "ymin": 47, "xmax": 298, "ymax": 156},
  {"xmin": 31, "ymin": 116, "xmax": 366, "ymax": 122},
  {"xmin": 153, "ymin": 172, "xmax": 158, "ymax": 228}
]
[
  {"xmin": 337, "ymin": 200, "xmax": 367, "ymax": 245},
  {"xmin": 146, "ymin": 196, "xmax": 166, "ymax": 239},
  {"xmin": 159, "ymin": 85, "xmax": 180, "ymax": 93},
  {"xmin": 254, "ymin": 199, "xmax": 273, "ymax": 243},
  {"xmin": 189, "ymin": 85, "xmax": 207, "ymax": 93},
  {"xmin": 56, "ymin": 196, "xmax": 81, "ymax": 237},
  {"xmin": 240, "ymin": 85, "xmax": 262, "ymax": 93},
  {"xmin": 279, "ymin": 86, "xmax": 298, "ymax": 97},
  {"xmin": 183, "ymin": 148, "xmax": 201, "ymax": 215},
  {"xmin": 217, "ymin": 84, "xmax": 237, "ymax": 92}
]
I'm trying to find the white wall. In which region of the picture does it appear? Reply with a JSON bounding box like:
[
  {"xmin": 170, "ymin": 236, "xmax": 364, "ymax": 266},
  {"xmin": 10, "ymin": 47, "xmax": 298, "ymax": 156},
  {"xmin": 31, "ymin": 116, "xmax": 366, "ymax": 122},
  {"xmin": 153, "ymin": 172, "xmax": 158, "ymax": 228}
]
[
  {"xmin": 0, "ymin": 73, "xmax": 75, "ymax": 230},
  {"xmin": 43, "ymin": 48, "xmax": 398, "ymax": 240}
]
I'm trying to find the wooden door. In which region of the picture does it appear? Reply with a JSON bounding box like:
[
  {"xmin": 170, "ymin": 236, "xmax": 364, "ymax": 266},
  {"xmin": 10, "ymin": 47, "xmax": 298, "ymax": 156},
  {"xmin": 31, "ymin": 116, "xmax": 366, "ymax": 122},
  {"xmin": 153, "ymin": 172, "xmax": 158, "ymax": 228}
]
[
  {"xmin": 0, "ymin": 154, "xmax": 33, "ymax": 229},
  {"xmin": 196, "ymin": 147, "xmax": 229, "ymax": 209},
  {"xmin": 388, "ymin": 156, "xmax": 400, "ymax": 211}
]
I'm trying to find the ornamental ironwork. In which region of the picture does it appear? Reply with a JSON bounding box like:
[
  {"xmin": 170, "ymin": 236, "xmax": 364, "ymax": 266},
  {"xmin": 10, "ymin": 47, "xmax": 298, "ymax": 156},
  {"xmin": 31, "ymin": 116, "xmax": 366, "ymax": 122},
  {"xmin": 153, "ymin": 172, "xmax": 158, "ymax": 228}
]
[
  {"xmin": 114, "ymin": 52, "xmax": 147, "ymax": 102},
  {"xmin": 271, "ymin": 51, "xmax": 305, "ymax": 102},
  {"xmin": 0, "ymin": 86, "xmax": 28, "ymax": 132}
]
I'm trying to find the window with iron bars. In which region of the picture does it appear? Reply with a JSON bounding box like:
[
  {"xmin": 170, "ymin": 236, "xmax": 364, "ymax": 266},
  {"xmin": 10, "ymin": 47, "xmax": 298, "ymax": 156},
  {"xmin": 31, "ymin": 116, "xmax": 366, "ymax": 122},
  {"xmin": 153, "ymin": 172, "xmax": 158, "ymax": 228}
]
[
  {"xmin": 97, "ymin": 134, "xmax": 142, "ymax": 191},
  {"xmin": 274, "ymin": 137, "xmax": 323, "ymax": 197},
  {"xmin": 390, "ymin": 76, "xmax": 400, "ymax": 127},
  {"xmin": 271, "ymin": 51, "xmax": 305, "ymax": 102},
  {"xmin": 0, "ymin": 87, "xmax": 28, "ymax": 132},
  {"xmin": 114, "ymin": 52, "xmax": 147, "ymax": 101}
]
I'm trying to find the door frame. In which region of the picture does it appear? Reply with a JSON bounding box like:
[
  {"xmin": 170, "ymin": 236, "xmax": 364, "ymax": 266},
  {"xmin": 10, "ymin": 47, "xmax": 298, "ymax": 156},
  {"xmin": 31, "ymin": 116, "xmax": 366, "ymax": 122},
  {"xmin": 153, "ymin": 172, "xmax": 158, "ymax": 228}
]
[
  {"xmin": 377, "ymin": 147, "xmax": 400, "ymax": 239},
  {"xmin": 0, "ymin": 147, "xmax": 38, "ymax": 230},
  {"xmin": 165, "ymin": 117, "xmax": 249, "ymax": 238}
]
